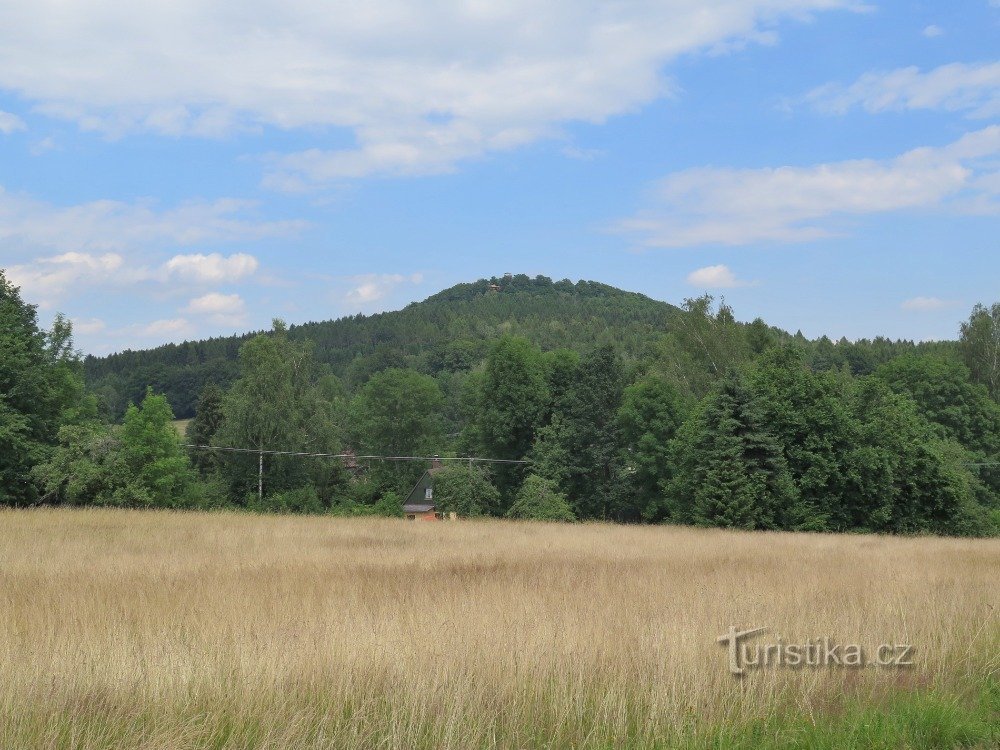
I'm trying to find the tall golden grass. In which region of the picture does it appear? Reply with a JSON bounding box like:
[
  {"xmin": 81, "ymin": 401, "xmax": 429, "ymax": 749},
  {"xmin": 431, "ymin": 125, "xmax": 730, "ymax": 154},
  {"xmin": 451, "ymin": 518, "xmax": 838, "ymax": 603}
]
[{"xmin": 0, "ymin": 508, "xmax": 996, "ymax": 749}]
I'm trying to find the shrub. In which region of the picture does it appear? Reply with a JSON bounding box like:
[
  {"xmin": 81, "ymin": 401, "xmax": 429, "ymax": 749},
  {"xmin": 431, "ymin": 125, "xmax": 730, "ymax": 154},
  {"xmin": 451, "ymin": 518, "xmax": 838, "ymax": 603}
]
[{"xmin": 507, "ymin": 474, "xmax": 575, "ymax": 522}]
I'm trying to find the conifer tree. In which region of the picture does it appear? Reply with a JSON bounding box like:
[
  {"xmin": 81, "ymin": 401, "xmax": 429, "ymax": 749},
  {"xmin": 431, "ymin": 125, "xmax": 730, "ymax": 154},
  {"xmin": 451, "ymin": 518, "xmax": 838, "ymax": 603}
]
[
  {"xmin": 667, "ymin": 373, "xmax": 798, "ymax": 530},
  {"xmin": 186, "ymin": 383, "xmax": 225, "ymax": 474}
]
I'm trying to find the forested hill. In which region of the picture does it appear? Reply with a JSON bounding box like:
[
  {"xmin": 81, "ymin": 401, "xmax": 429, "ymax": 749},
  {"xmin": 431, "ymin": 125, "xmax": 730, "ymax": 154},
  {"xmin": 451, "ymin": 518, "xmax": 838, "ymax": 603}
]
[{"xmin": 84, "ymin": 275, "xmax": 686, "ymax": 418}]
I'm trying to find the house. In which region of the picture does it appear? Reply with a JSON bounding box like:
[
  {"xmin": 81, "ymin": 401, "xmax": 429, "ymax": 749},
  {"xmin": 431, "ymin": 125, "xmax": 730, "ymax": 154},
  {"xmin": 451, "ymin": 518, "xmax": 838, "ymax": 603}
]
[
  {"xmin": 402, "ymin": 457, "xmax": 455, "ymax": 521},
  {"xmin": 402, "ymin": 502, "xmax": 438, "ymax": 521}
]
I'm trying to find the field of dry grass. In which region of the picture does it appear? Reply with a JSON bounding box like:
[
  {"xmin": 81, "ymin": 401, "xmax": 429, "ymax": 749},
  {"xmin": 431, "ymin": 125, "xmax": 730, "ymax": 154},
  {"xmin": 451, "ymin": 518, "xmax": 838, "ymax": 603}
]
[
  {"xmin": 0, "ymin": 508, "xmax": 996, "ymax": 749},
  {"xmin": 171, "ymin": 419, "xmax": 191, "ymax": 439}
]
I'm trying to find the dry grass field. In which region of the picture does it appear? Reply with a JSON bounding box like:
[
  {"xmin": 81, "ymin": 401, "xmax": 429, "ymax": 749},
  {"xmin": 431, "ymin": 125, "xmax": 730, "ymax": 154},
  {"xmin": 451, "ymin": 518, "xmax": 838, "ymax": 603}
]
[
  {"xmin": 0, "ymin": 509, "xmax": 997, "ymax": 749},
  {"xmin": 171, "ymin": 419, "xmax": 192, "ymax": 439}
]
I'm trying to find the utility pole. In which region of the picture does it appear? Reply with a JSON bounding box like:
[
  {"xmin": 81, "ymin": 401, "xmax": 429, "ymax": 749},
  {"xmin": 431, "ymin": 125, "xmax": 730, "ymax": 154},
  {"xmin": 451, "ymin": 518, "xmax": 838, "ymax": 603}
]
[{"xmin": 258, "ymin": 449, "xmax": 263, "ymax": 504}]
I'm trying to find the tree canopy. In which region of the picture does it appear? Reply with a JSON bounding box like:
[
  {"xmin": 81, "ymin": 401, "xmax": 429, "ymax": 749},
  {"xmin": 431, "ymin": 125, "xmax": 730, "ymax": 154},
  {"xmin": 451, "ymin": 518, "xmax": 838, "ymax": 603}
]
[{"xmin": 4, "ymin": 271, "xmax": 998, "ymax": 536}]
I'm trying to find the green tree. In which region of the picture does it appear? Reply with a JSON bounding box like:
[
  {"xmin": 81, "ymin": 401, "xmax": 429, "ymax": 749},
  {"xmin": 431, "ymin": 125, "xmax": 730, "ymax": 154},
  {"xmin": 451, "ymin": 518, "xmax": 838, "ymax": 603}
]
[
  {"xmin": 349, "ymin": 368, "xmax": 444, "ymax": 457},
  {"xmin": 658, "ymin": 295, "xmax": 751, "ymax": 399},
  {"xmin": 431, "ymin": 464, "xmax": 500, "ymax": 517},
  {"xmin": 666, "ymin": 373, "xmax": 799, "ymax": 530},
  {"xmin": 847, "ymin": 379, "xmax": 986, "ymax": 535},
  {"xmin": 541, "ymin": 348, "xmax": 580, "ymax": 420},
  {"xmin": 32, "ymin": 421, "xmax": 153, "ymax": 507},
  {"xmin": 875, "ymin": 355, "xmax": 1000, "ymax": 498},
  {"xmin": 507, "ymin": 474, "xmax": 575, "ymax": 521},
  {"xmin": 744, "ymin": 347, "xmax": 861, "ymax": 531},
  {"xmin": 960, "ymin": 302, "xmax": 1000, "ymax": 401},
  {"xmin": 214, "ymin": 321, "xmax": 343, "ymax": 504},
  {"xmin": 348, "ymin": 368, "xmax": 444, "ymax": 494},
  {"xmin": 0, "ymin": 271, "xmax": 93, "ymax": 505},
  {"xmin": 33, "ymin": 391, "xmax": 203, "ymax": 509},
  {"xmin": 475, "ymin": 337, "xmax": 549, "ymax": 459},
  {"xmin": 552, "ymin": 345, "xmax": 624, "ymax": 519},
  {"xmin": 615, "ymin": 374, "xmax": 686, "ymax": 521},
  {"xmin": 529, "ymin": 415, "xmax": 575, "ymax": 487},
  {"xmin": 119, "ymin": 389, "xmax": 199, "ymax": 506},
  {"xmin": 186, "ymin": 383, "xmax": 225, "ymax": 474}
]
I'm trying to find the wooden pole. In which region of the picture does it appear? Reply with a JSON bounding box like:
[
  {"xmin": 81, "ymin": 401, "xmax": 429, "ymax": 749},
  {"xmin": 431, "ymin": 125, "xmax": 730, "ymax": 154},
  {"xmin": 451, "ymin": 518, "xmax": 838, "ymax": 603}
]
[{"xmin": 258, "ymin": 450, "xmax": 263, "ymax": 504}]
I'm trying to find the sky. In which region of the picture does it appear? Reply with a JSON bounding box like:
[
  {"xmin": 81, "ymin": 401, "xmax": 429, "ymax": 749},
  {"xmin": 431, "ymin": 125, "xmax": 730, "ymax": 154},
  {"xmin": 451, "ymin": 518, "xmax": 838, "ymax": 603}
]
[{"xmin": 0, "ymin": 1, "xmax": 998, "ymax": 355}]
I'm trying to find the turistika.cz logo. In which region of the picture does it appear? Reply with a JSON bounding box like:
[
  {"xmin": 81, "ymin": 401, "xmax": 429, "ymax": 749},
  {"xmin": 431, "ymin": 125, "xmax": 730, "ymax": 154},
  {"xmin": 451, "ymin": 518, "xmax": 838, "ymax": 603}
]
[{"xmin": 716, "ymin": 627, "xmax": 915, "ymax": 676}]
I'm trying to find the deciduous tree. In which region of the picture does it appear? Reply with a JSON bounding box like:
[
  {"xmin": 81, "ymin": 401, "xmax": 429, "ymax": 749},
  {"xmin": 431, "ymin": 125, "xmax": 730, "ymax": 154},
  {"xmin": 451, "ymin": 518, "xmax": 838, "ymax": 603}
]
[{"xmin": 507, "ymin": 474, "xmax": 575, "ymax": 521}]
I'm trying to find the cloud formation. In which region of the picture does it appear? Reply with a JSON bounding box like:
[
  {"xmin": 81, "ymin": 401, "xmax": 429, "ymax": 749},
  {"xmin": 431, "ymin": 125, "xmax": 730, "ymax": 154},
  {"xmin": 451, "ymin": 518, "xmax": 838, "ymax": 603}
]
[
  {"xmin": 0, "ymin": 109, "xmax": 25, "ymax": 133},
  {"xmin": 901, "ymin": 296, "xmax": 957, "ymax": 311},
  {"xmin": 164, "ymin": 253, "xmax": 259, "ymax": 283},
  {"xmin": 616, "ymin": 126, "xmax": 1000, "ymax": 247},
  {"xmin": 0, "ymin": 188, "xmax": 305, "ymax": 254},
  {"xmin": 137, "ymin": 318, "xmax": 194, "ymax": 338},
  {"xmin": 686, "ymin": 264, "xmax": 754, "ymax": 288},
  {"xmin": 0, "ymin": 1, "xmax": 861, "ymax": 184},
  {"xmin": 343, "ymin": 273, "xmax": 424, "ymax": 308},
  {"xmin": 183, "ymin": 291, "xmax": 248, "ymax": 326},
  {"xmin": 805, "ymin": 61, "xmax": 1000, "ymax": 118},
  {"xmin": 71, "ymin": 318, "xmax": 107, "ymax": 335},
  {"xmin": 6, "ymin": 251, "xmax": 262, "ymax": 306},
  {"xmin": 6, "ymin": 252, "xmax": 128, "ymax": 303}
]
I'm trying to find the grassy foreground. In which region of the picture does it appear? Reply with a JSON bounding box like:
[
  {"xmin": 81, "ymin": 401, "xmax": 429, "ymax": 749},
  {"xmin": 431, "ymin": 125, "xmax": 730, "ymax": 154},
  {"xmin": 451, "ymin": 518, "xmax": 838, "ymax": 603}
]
[{"xmin": 0, "ymin": 509, "xmax": 996, "ymax": 749}]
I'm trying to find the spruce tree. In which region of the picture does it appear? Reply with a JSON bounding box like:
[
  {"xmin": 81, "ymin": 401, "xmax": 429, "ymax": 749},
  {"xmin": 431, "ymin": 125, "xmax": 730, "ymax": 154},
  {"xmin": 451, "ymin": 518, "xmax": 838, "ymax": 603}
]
[
  {"xmin": 667, "ymin": 372, "xmax": 798, "ymax": 530},
  {"xmin": 186, "ymin": 383, "xmax": 225, "ymax": 474}
]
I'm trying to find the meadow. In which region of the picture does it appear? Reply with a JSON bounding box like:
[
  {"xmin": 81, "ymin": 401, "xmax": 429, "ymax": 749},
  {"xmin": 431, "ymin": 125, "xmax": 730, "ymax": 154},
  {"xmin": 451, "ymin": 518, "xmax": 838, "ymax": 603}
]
[{"xmin": 0, "ymin": 509, "xmax": 996, "ymax": 749}]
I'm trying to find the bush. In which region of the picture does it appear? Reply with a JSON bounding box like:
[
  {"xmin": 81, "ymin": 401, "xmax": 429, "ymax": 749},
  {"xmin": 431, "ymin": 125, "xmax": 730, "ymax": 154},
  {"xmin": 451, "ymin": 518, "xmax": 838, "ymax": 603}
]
[
  {"xmin": 507, "ymin": 474, "xmax": 575, "ymax": 522},
  {"xmin": 372, "ymin": 491, "xmax": 403, "ymax": 517},
  {"xmin": 253, "ymin": 486, "xmax": 325, "ymax": 514},
  {"xmin": 432, "ymin": 464, "xmax": 500, "ymax": 517}
]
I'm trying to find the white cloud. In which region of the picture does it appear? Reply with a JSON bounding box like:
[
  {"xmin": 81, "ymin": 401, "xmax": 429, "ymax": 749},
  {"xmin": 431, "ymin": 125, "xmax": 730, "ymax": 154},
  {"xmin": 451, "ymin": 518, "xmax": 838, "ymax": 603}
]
[
  {"xmin": 805, "ymin": 61, "xmax": 1000, "ymax": 118},
  {"xmin": 183, "ymin": 292, "xmax": 244, "ymax": 315},
  {"xmin": 0, "ymin": 188, "xmax": 305, "ymax": 254},
  {"xmin": 561, "ymin": 145, "xmax": 605, "ymax": 161},
  {"xmin": 901, "ymin": 296, "xmax": 958, "ymax": 311},
  {"xmin": 6, "ymin": 248, "xmax": 262, "ymax": 307},
  {"xmin": 921, "ymin": 25, "xmax": 944, "ymax": 38},
  {"xmin": 0, "ymin": 1, "xmax": 861, "ymax": 184},
  {"xmin": 138, "ymin": 318, "xmax": 193, "ymax": 337},
  {"xmin": 6, "ymin": 252, "xmax": 128, "ymax": 302},
  {"xmin": 0, "ymin": 109, "xmax": 25, "ymax": 133},
  {"xmin": 686, "ymin": 264, "xmax": 754, "ymax": 288},
  {"xmin": 29, "ymin": 136, "xmax": 56, "ymax": 155},
  {"xmin": 70, "ymin": 317, "xmax": 107, "ymax": 334},
  {"xmin": 615, "ymin": 126, "xmax": 1000, "ymax": 247},
  {"xmin": 343, "ymin": 273, "xmax": 424, "ymax": 307},
  {"xmin": 183, "ymin": 291, "xmax": 248, "ymax": 326},
  {"xmin": 164, "ymin": 253, "xmax": 259, "ymax": 283}
]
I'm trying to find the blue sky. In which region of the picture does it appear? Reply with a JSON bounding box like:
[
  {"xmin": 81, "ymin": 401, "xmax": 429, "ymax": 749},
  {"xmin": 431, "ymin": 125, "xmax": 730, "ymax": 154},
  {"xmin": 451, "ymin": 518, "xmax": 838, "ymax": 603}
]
[{"xmin": 0, "ymin": 1, "xmax": 997, "ymax": 355}]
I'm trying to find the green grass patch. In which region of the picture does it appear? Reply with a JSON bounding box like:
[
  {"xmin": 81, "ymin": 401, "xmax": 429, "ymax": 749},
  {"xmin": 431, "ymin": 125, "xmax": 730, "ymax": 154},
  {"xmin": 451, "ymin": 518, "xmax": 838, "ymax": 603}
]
[{"xmin": 694, "ymin": 684, "xmax": 998, "ymax": 750}]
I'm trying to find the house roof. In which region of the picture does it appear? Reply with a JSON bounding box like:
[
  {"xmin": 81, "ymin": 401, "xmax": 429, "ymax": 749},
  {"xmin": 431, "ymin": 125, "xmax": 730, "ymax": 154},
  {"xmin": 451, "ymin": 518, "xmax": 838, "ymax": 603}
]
[{"xmin": 403, "ymin": 503, "xmax": 435, "ymax": 513}]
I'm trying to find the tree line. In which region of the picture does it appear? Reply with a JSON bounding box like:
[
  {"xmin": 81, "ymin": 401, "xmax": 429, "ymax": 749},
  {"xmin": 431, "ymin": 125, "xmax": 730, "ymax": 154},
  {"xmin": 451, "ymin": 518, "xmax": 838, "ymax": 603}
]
[{"xmin": 4, "ymin": 269, "xmax": 999, "ymax": 534}]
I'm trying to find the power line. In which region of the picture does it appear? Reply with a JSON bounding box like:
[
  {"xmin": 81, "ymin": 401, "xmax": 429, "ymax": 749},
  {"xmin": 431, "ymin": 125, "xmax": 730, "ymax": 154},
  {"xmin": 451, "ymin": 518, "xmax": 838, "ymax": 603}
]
[
  {"xmin": 181, "ymin": 444, "xmax": 528, "ymax": 464},
  {"xmin": 182, "ymin": 443, "xmax": 996, "ymax": 468}
]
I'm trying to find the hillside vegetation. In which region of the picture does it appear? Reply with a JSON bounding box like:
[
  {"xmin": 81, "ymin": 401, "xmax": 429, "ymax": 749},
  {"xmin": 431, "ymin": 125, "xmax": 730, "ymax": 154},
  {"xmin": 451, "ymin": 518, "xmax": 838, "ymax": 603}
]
[
  {"xmin": 4, "ymin": 270, "xmax": 1000, "ymax": 535},
  {"xmin": 83, "ymin": 276, "xmax": 686, "ymax": 418}
]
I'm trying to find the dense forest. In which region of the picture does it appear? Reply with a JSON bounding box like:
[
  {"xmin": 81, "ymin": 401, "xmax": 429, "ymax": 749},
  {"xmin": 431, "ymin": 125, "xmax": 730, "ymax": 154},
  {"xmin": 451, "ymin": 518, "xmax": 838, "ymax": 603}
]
[
  {"xmin": 5, "ymin": 270, "xmax": 999, "ymax": 535},
  {"xmin": 83, "ymin": 276, "xmax": 688, "ymax": 418}
]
